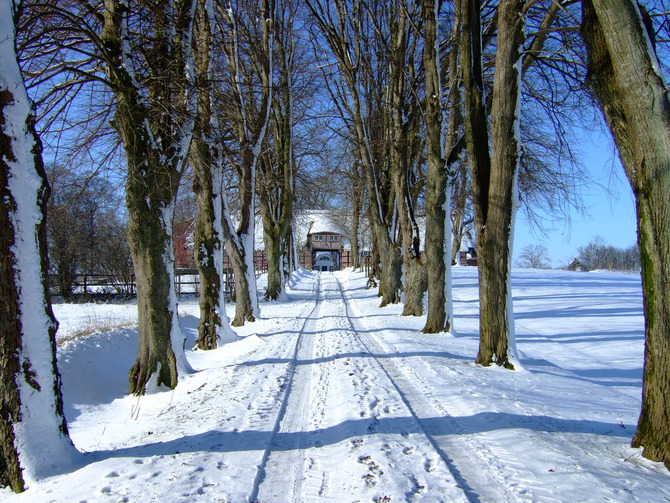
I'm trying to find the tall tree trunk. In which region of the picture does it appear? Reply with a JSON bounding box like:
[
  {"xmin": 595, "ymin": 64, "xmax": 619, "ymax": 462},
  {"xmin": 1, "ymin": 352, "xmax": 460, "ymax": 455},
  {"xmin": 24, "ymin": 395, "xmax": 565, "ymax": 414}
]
[
  {"xmin": 262, "ymin": 224, "xmax": 283, "ymax": 300},
  {"xmin": 423, "ymin": 0, "xmax": 451, "ymax": 332},
  {"xmin": 221, "ymin": 196, "xmax": 258, "ymax": 326},
  {"xmin": 461, "ymin": 0, "xmax": 523, "ymax": 368},
  {"xmin": 259, "ymin": 137, "xmax": 293, "ymax": 302},
  {"xmin": 101, "ymin": 0, "xmax": 195, "ymax": 394},
  {"xmin": 1, "ymin": 7, "xmax": 76, "ymax": 489},
  {"xmin": 582, "ymin": 0, "xmax": 670, "ymax": 470},
  {"xmin": 482, "ymin": 0, "xmax": 523, "ymax": 367},
  {"xmin": 386, "ymin": 2, "xmax": 424, "ymax": 317},
  {"xmin": 351, "ymin": 170, "xmax": 362, "ymax": 270},
  {"xmin": 192, "ymin": 0, "xmax": 235, "ymax": 349},
  {"xmin": 450, "ymin": 164, "xmax": 469, "ymax": 264},
  {"xmin": 260, "ymin": 3, "xmax": 295, "ymax": 301},
  {"xmin": 356, "ymin": 102, "xmax": 402, "ymax": 305},
  {"xmin": 219, "ymin": 0, "xmax": 273, "ymax": 323},
  {"xmin": 357, "ymin": 88, "xmax": 402, "ymax": 307},
  {"xmin": 126, "ymin": 203, "xmax": 182, "ymax": 390}
]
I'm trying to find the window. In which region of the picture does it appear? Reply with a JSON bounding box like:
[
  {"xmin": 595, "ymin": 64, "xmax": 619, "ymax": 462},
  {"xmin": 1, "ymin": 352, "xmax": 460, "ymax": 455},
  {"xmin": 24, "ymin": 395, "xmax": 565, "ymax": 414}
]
[
  {"xmin": 313, "ymin": 235, "xmax": 324, "ymax": 241},
  {"xmin": 329, "ymin": 235, "xmax": 339, "ymax": 242}
]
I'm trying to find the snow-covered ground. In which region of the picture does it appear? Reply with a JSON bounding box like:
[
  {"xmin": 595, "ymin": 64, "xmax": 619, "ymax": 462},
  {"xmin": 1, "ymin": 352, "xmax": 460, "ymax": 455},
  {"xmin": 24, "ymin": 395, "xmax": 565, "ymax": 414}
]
[{"xmin": 2, "ymin": 267, "xmax": 669, "ymax": 502}]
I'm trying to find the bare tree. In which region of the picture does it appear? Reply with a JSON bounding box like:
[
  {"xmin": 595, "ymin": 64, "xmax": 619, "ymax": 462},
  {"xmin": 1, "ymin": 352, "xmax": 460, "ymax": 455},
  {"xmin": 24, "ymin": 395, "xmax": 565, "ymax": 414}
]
[
  {"xmin": 217, "ymin": 0, "xmax": 274, "ymax": 325},
  {"xmin": 98, "ymin": 0, "xmax": 197, "ymax": 393},
  {"xmin": 423, "ymin": 0, "xmax": 455, "ymax": 332},
  {"xmin": 582, "ymin": 1, "xmax": 670, "ymax": 468},
  {"xmin": 20, "ymin": 0, "xmax": 199, "ymax": 393},
  {"xmin": 191, "ymin": 0, "xmax": 236, "ymax": 349},
  {"xmin": 1, "ymin": 1, "xmax": 77, "ymax": 490},
  {"xmin": 258, "ymin": 0, "xmax": 304, "ymax": 301},
  {"xmin": 46, "ymin": 165, "xmax": 128, "ymax": 297},
  {"xmin": 461, "ymin": 0, "xmax": 524, "ymax": 368},
  {"xmin": 331, "ymin": 155, "xmax": 366, "ymax": 270},
  {"xmin": 306, "ymin": 0, "xmax": 404, "ymax": 306},
  {"xmin": 384, "ymin": 0, "xmax": 426, "ymax": 317},
  {"xmin": 516, "ymin": 243, "xmax": 551, "ymax": 269}
]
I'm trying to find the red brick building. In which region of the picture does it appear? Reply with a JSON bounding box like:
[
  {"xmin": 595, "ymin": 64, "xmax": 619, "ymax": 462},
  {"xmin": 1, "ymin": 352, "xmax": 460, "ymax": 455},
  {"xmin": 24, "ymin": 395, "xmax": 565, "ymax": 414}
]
[{"xmin": 300, "ymin": 231, "xmax": 350, "ymax": 271}]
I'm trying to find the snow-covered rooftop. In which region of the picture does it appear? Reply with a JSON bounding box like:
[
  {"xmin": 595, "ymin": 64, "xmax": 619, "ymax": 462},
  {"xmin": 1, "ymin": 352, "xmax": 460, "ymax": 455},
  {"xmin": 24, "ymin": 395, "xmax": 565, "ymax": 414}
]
[{"xmin": 253, "ymin": 209, "xmax": 352, "ymax": 251}]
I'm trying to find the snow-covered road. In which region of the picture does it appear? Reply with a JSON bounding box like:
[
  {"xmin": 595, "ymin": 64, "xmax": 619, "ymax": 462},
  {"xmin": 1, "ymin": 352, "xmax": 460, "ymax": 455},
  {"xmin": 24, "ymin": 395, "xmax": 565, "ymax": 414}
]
[
  {"xmin": 2, "ymin": 267, "xmax": 668, "ymax": 502},
  {"xmin": 251, "ymin": 273, "xmax": 467, "ymax": 502}
]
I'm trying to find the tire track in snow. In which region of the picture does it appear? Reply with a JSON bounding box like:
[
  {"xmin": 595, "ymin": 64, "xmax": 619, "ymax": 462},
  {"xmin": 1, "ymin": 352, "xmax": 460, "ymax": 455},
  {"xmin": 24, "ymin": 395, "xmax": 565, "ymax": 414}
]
[
  {"xmin": 334, "ymin": 274, "xmax": 522, "ymax": 503},
  {"xmin": 309, "ymin": 274, "xmax": 471, "ymax": 501},
  {"xmin": 255, "ymin": 274, "xmax": 472, "ymax": 503},
  {"xmin": 248, "ymin": 274, "xmax": 323, "ymax": 502},
  {"xmin": 253, "ymin": 272, "xmax": 471, "ymax": 502}
]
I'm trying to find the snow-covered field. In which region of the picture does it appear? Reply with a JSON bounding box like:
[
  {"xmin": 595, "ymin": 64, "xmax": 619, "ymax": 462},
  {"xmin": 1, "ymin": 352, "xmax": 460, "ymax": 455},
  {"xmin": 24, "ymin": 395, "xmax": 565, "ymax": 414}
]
[{"xmin": 2, "ymin": 267, "xmax": 669, "ymax": 502}]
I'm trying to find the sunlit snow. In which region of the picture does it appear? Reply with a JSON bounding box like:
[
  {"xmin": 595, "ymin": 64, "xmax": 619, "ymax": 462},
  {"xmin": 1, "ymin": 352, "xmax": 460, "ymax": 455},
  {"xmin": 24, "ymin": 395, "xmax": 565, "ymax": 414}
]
[{"xmin": 2, "ymin": 267, "xmax": 669, "ymax": 502}]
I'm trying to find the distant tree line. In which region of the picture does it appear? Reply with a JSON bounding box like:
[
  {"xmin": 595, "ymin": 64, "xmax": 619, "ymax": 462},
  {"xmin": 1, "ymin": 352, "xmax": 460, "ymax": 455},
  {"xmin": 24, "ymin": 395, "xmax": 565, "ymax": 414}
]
[
  {"xmin": 46, "ymin": 165, "xmax": 132, "ymax": 298},
  {"xmin": 577, "ymin": 236, "xmax": 640, "ymax": 272},
  {"xmin": 516, "ymin": 238, "xmax": 640, "ymax": 272}
]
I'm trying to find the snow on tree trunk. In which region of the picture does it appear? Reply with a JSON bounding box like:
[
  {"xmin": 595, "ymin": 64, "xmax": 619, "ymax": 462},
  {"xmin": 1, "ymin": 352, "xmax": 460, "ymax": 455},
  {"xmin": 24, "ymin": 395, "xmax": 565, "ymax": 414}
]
[
  {"xmin": 0, "ymin": 6, "xmax": 77, "ymax": 490},
  {"xmin": 461, "ymin": 0, "xmax": 523, "ymax": 368},
  {"xmin": 126, "ymin": 199, "xmax": 192, "ymax": 393},
  {"xmin": 100, "ymin": 0, "xmax": 196, "ymax": 394},
  {"xmin": 242, "ymin": 230, "xmax": 260, "ymax": 318},
  {"xmin": 423, "ymin": 0, "xmax": 451, "ymax": 332},
  {"xmin": 351, "ymin": 183, "xmax": 362, "ymax": 270},
  {"xmin": 220, "ymin": 0, "xmax": 272, "ymax": 323},
  {"xmin": 386, "ymin": 3, "xmax": 425, "ymax": 318},
  {"xmin": 263, "ymin": 228, "xmax": 283, "ymax": 300},
  {"xmin": 192, "ymin": 0, "xmax": 236, "ymax": 350},
  {"xmin": 192, "ymin": 150, "xmax": 236, "ymax": 348},
  {"xmin": 486, "ymin": 0, "xmax": 523, "ymax": 366},
  {"xmin": 259, "ymin": 22, "xmax": 294, "ymax": 303},
  {"xmin": 582, "ymin": 0, "xmax": 670, "ymax": 470}
]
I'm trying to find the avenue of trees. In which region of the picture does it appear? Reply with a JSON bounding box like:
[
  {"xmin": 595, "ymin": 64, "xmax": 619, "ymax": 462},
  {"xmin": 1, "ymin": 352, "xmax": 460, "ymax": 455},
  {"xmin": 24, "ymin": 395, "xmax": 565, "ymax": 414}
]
[{"xmin": 2, "ymin": 0, "xmax": 670, "ymax": 492}]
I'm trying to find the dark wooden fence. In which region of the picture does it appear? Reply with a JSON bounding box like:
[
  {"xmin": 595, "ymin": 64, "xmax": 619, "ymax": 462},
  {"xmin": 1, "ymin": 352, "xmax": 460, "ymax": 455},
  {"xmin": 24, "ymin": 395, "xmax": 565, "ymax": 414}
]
[{"xmin": 49, "ymin": 254, "xmax": 269, "ymax": 300}]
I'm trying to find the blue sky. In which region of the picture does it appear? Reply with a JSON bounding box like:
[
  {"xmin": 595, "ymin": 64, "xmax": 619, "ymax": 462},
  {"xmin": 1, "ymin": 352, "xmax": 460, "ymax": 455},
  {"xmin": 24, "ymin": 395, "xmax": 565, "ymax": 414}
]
[{"xmin": 513, "ymin": 129, "xmax": 638, "ymax": 268}]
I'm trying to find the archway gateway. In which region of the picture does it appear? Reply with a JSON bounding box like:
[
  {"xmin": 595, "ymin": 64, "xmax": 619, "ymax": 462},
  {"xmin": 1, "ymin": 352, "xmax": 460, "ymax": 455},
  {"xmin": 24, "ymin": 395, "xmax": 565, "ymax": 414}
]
[
  {"xmin": 302, "ymin": 231, "xmax": 346, "ymax": 271},
  {"xmin": 312, "ymin": 250, "xmax": 340, "ymax": 272}
]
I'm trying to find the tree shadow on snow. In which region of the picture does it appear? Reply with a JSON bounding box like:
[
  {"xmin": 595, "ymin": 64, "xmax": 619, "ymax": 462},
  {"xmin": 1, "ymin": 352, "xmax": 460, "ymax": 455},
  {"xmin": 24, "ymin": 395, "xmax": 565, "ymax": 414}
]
[
  {"xmin": 238, "ymin": 349, "xmax": 472, "ymax": 368},
  {"xmin": 93, "ymin": 412, "xmax": 634, "ymax": 459},
  {"xmin": 87, "ymin": 411, "xmax": 634, "ymax": 501}
]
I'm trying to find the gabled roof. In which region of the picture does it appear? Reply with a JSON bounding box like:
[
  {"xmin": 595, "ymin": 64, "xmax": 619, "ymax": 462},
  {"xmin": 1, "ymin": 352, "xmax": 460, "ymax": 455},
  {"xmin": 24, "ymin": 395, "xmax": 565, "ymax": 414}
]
[{"xmin": 294, "ymin": 210, "xmax": 350, "ymax": 250}]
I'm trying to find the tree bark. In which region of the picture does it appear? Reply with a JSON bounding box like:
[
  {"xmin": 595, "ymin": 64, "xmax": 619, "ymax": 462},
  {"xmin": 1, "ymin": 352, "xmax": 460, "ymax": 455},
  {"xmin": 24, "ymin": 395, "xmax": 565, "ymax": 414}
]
[
  {"xmin": 582, "ymin": 0, "xmax": 670, "ymax": 469},
  {"xmin": 423, "ymin": 0, "xmax": 451, "ymax": 332},
  {"xmin": 461, "ymin": 0, "xmax": 523, "ymax": 368},
  {"xmin": 222, "ymin": 224, "xmax": 257, "ymax": 326},
  {"xmin": 355, "ymin": 75, "xmax": 402, "ymax": 307},
  {"xmin": 259, "ymin": 4, "xmax": 295, "ymax": 301},
  {"xmin": 261, "ymin": 222, "xmax": 283, "ymax": 300},
  {"xmin": 450, "ymin": 164, "xmax": 469, "ymax": 264},
  {"xmin": 350, "ymin": 166, "xmax": 363, "ymax": 270},
  {"xmin": 1, "ymin": 7, "xmax": 76, "ymax": 488},
  {"xmin": 192, "ymin": 0, "xmax": 234, "ymax": 349},
  {"xmin": 219, "ymin": 0, "xmax": 273, "ymax": 322},
  {"xmin": 259, "ymin": 136, "xmax": 293, "ymax": 302},
  {"xmin": 101, "ymin": 0, "xmax": 195, "ymax": 394},
  {"xmin": 385, "ymin": 1, "xmax": 425, "ymax": 317}
]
